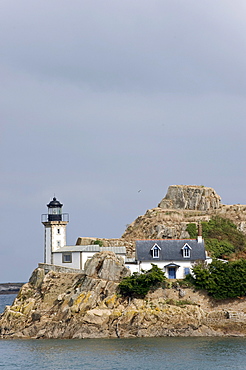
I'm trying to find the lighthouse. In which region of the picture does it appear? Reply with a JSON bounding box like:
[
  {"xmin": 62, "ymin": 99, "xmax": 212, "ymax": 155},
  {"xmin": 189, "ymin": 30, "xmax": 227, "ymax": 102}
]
[{"xmin": 42, "ymin": 197, "xmax": 69, "ymax": 264}]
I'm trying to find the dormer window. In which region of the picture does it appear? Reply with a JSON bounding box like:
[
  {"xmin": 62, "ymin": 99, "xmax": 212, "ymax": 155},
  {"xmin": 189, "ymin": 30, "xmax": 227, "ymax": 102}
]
[
  {"xmin": 182, "ymin": 243, "xmax": 192, "ymax": 258},
  {"xmin": 151, "ymin": 243, "xmax": 161, "ymax": 258}
]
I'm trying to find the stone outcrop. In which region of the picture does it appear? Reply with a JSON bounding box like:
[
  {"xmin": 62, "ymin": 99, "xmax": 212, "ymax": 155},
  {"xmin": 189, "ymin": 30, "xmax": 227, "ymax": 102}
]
[
  {"xmin": 158, "ymin": 185, "xmax": 221, "ymax": 211},
  {"xmin": 2, "ymin": 251, "xmax": 246, "ymax": 339},
  {"xmin": 122, "ymin": 185, "xmax": 246, "ymax": 242}
]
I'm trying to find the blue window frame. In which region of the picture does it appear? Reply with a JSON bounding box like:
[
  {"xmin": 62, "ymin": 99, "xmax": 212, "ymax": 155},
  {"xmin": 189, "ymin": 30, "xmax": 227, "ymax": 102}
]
[{"xmin": 184, "ymin": 267, "xmax": 190, "ymax": 276}]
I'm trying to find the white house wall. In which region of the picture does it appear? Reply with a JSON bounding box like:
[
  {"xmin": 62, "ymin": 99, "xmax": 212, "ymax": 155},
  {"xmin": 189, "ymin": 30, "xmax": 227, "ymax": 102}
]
[
  {"xmin": 52, "ymin": 250, "xmax": 127, "ymax": 271},
  {"xmin": 53, "ymin": 252, "xmax": 81, "ymax": 270},
  {"xmin": 125, "ymin": 263, "xmax": 139, "ymax": 274},
  {"xmin": 51, "ymin": 248, "xmax": 197, "ymax": 278},
  {"xmin": 139, "ymin": 260, "xmax": 195, "ymax": 279}
]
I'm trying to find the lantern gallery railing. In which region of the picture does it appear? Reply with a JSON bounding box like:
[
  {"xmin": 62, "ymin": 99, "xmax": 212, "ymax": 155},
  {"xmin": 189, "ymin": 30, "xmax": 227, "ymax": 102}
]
[{"xmin": 41, "ymin": 213, "xmax": 69, "ymax": 222}]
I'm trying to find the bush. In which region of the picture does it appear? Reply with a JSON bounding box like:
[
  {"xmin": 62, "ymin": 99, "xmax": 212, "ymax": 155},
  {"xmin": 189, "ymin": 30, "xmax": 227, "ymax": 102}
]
[
  {"xmin": 118, "ymin": 264, "xmax": 166, "ymax": 298},
  {"xmin": 186, "ymin": 223, "xmax": 197, "ymax": 239},
  {"xmin": 205, "ymin": 239, "xmax": 235, "ymax": 259},
  {"xmin": 186, "ymin": 216, "xmax": 246, "ymax": 259},
  {"xmin": 92, "ymin": 239, "xmax": 104, "ymax": 247},
  {"xmin": 191, "ymin": 259, "xmax": 246, "ymax": 299}
]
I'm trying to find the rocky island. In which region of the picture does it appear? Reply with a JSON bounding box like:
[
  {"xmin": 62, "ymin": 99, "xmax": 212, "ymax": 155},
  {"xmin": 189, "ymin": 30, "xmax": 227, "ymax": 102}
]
[
  {"xmin": 1, "ymin": 252, "xmax": 246, "ymax": 339},
  {"xmin": 2, "ymin": 184, "xmax": 246, "ymax": 339}
]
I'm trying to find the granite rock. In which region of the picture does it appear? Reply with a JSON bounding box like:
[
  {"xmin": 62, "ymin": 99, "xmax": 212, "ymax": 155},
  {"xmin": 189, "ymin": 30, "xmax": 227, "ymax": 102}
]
[{"xmin": 1, "ymin": 251, "xmax": 246, "ymax": 339}]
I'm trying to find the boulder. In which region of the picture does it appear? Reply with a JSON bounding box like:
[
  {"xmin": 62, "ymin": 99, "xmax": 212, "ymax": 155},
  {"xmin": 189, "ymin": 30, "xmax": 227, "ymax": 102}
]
[
  {"xmin": 29, "ymin": 268, "xmax": 45, "ymax": 289},
  {"xmin": 84, "ymin": 251, "xmax": 130, "ymax": 281}
]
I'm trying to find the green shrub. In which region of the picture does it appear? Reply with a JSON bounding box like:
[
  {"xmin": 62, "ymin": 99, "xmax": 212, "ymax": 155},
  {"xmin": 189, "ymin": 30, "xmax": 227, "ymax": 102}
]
[
  {"xmin": 205, "ymin": 239, "xmax": 235, "ymax": 258},
  {"xmin": 191, "ymin": 259, "xmax": 246, "ymax": 299},
  {"xmin": 92, "ymin": 239, "xmax": 104, "ymax": 247},
  {"xmin": 186, "ymin": 217, "xmax": 246, "ymax": 259},
  {"xmin": 118, "ymin": 264, "xmax": 166, "ymax": 298},
  {"xmin": 186, "ymin": 223, "xmax": 197, "ymax": 239}
]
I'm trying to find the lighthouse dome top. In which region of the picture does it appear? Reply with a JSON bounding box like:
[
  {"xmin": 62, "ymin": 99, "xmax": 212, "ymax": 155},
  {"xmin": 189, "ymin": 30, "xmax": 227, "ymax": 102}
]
[{"xmin": 47, "ymin": 197, "xmax": 63, "ymax": 208}]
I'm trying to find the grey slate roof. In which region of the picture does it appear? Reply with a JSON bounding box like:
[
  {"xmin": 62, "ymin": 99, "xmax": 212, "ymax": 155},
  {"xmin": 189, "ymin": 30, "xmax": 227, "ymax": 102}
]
[
  {"xmin": 53, "ymin": 245, "xmax": 126, "ymax": 254},
  {"xmin": 136, "ymin": 239, "xmax": 206, "ymax": 261}
]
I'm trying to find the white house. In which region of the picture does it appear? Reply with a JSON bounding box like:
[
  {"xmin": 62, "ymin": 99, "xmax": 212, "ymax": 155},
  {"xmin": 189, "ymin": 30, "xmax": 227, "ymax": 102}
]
[
  {"xmin": 132, "ymin": 237, "xmax": 210, "ymax": 279},
  {"xmin": 52, "ymin": 245, "xmax": 126, "ymax": 270}
]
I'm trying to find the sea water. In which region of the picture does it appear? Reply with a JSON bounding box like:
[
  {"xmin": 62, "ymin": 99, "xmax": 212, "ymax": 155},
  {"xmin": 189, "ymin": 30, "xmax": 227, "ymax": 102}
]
[
  {"xmin": 0, "ymin": 294, "xmax": 16, "ymax": 314},
  {"xmin": 1, "ymin": 337, "xmax": 246, "ymax": 370},
  {"xmin": 1, "ymin": 295, "xmax": 246, "ymax": 370}
]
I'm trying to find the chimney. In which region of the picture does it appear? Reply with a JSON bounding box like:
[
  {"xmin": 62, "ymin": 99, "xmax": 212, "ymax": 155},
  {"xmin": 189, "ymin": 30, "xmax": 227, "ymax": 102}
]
[{"xmin": 197, "ymin": 222, "xmax": 203, "ymax": 243}]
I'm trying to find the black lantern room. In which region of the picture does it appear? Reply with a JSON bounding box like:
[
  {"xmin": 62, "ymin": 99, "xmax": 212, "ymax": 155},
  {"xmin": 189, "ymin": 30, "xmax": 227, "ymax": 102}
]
[{"xmin": 47, "ymin": 197, "xmax": 63, "ymax": 221}]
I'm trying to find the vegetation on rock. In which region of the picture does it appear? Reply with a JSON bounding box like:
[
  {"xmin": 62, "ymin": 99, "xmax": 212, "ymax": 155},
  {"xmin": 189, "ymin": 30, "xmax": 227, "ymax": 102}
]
[
  {"xmin": 118, "ymin": 264, "xmax": 166, "ymax": 298},
  {"xmin": 188, "ymin": 259, "xmax": 246, "ymax": 299},
  {"xmin": 186, "ymin": 216, "xmax": 246, "ymax": 259},
  {"xmin": 92, "ymin": 239, "xmax": 104, "ymax": 247},
  {"xmin": 186, "ymin": 223, "xmax": 197, "ymax": 239}
]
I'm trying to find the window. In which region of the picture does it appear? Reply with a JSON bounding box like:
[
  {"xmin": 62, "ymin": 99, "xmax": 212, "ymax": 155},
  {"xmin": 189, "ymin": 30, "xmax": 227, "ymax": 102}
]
[
  {"xmin": 153, "ymin": 246, "xmax": 159, "ymax": 258},
  {"xmin": 57, "ymin": 241, "xmax": 61, "ymax": 247},
  {"xmin": 151, "ymin": 244, "xmax": 161, "ymax": 258},
  {"xmin": 183, "ymin": 246, "xmax": 190, "ymax": 257},
  {"xmin": 57, "ymin": 229, "xmax": 60, "ymax": 234},
  {"xmin": 62, "ymin": 253, "xmax": 72, "ymax": 263},
  {"xmin": 184, "ymin": 267, "xmax": 190, "ymax": 276},
  {"xmin": 182, "ymin": 243, "xmax": 191, "ymax": 258}
]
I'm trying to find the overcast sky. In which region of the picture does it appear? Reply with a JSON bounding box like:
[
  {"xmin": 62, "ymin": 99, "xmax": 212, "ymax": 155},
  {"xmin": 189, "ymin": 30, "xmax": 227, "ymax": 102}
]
[{"xmin": 1, "ymin": 0, "xmax": 246, "ymax": 282}]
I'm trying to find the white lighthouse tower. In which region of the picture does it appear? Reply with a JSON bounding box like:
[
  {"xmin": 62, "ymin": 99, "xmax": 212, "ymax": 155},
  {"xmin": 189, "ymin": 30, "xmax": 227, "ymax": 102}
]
[{"xmin": 42, "ymin": 197, "xmax": 69, "ymax": 264}]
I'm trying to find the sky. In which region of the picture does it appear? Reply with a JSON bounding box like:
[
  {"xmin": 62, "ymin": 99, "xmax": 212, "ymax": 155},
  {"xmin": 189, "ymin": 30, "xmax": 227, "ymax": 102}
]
[{"xmin": 1, "ymin": 0, "xmax": 246, "ymax": 282}]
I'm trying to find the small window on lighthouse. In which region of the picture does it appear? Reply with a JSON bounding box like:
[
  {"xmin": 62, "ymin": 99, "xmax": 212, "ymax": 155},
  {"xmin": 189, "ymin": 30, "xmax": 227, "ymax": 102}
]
[{"xmin": 57, "ymin": 229, "xmax": 60, "ymax": 234}]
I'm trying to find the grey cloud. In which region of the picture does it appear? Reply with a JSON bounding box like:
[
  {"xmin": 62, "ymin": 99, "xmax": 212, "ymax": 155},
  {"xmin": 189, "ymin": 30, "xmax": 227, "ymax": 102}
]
[{"xmin": 0, "ymin": 1, "xmax": 245, "ymax": 93}]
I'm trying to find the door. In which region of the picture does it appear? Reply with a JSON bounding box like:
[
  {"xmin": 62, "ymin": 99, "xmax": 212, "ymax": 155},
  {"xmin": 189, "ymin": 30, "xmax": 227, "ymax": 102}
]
[{"xmin": 168, "ymin": 267, "xmax": 176, "ymax": 279}]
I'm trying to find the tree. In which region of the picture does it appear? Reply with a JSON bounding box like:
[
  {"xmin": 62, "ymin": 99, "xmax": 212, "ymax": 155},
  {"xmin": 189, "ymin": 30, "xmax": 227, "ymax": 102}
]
[{"xmin": 118, "ymin": 264, "xmax": 166, "ymax": 298}]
